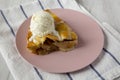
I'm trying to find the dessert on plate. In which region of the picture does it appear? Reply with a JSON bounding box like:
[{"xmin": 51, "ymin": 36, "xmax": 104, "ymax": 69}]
[{"xmin": 27, "ymin": 9, "xmax": 78, "ymax": 55}]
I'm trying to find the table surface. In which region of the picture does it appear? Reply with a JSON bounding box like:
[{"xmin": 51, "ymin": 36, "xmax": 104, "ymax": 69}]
[{"xmin": 0, "ymin": 0, "xmax": 120, "ymax": 80}]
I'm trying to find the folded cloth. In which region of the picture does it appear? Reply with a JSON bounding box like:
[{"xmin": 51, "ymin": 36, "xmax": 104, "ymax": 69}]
[{"xmin": 0, "ymin": 0, "xmax": 120, "ymax": 80}]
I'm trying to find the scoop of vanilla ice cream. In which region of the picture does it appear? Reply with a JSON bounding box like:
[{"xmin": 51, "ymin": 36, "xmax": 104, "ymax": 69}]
[{"xmin": 29, "ymin": 11, "xmax": 60, "ymax": 42}]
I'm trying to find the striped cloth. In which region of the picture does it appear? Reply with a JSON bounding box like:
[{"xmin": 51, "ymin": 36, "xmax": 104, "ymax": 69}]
[{"xmin": 0, "ymin": 0, "xmax": 120, "ymax": 80}]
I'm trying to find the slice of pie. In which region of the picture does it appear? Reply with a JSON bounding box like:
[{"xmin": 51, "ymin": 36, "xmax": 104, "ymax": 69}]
[{"xmin": 27, "ymin": 9, "xmax": 78, "ymax": 55}]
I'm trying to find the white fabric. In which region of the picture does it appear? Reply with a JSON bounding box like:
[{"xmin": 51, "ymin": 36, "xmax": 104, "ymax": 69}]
[{"xmin": 0, "ymin": 0, "xmax": 120, "ymax": 80}]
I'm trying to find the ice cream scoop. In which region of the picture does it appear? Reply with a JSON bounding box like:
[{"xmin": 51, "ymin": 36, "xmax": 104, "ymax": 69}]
[{"xmin": 29, "ymin": 11, "xmax": 60, "ymax": 43}]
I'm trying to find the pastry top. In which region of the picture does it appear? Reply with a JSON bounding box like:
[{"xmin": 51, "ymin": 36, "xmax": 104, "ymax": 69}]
[{"xmin": 27, "ymin": 10, "xmax": 78, "ymax": 45}]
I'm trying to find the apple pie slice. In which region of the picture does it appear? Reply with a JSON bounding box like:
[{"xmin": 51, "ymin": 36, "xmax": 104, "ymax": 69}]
[{"xmin": 27, "ymin": 10, "xmax": 78, "ymax": 55}]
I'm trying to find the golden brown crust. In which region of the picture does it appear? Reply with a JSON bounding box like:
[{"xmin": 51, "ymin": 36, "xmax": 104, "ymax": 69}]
[{"xmin": 27, "ymin": 10, "xmax": 78, "ymax": 55}]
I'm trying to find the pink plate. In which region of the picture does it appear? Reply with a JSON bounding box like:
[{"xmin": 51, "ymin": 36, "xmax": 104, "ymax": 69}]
[{"xmin": 16, "ymin": 9, "xmax": 104, "ymax": 73}]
